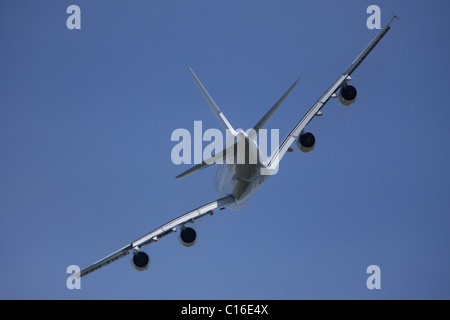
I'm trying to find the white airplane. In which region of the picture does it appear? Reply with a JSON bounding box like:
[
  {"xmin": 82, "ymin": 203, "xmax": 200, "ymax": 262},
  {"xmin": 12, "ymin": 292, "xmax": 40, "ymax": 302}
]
[{"xmin": 78, "ymin": 16, "xmax": 397, "ymax": 277}]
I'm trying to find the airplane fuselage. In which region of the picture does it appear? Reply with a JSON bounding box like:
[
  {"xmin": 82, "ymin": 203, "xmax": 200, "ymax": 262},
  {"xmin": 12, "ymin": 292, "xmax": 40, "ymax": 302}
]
[{"xmin": 214, "ymin": 130, "xmax": 271, "ymax": 210}]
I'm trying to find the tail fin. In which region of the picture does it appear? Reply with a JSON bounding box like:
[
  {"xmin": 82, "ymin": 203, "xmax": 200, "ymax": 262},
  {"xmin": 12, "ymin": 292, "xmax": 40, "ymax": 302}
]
[
  {"xmin": 248, "ymin": 77, "xmax": 300, "ymax": 140},
  {"xmin": 189, "ymin": 67, "xmax": 236, "ymax": 135}
]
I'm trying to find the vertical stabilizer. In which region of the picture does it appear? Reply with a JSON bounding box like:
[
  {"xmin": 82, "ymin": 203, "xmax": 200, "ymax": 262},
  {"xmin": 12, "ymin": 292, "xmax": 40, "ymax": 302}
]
[{"xmin": 248, "ymin": 77, "xmax": 300, "ymax": 140}]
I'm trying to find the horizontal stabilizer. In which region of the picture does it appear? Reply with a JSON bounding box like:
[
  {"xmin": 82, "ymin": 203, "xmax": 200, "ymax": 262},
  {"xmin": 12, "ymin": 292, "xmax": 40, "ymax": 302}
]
[
  {"xmin": 175, "ymin": 161, "xmax": 211, "ymax": 179},
  {"xmin": 176, "ymin": 143, "xmax": 237, "ymax": 179},
  {"xmin": 189, "ymin": 67, "xmax": 236, "ymax": 135}
]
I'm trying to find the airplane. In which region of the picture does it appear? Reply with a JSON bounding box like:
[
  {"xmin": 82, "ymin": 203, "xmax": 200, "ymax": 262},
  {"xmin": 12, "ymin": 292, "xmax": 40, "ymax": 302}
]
[{"xmin": 77, "ymin": 16, "xmax": 397, "ymax": 278}]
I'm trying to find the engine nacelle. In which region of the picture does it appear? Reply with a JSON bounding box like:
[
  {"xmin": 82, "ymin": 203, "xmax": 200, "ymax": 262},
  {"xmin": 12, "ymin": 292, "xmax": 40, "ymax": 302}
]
[
  {"xmin": 131, "ymin": 251, "xmax": 150, "ymax": 271},
  {"xmin": 338, "ymin": 84, "xmax": 357, "ymax": 107},
  {"xmin": 297, "ymin": 132, "xmax": 316, "ymax": 153},
  {"xmin": 179, "ymin": 227, "xmax": 197, "ymax": 247}
]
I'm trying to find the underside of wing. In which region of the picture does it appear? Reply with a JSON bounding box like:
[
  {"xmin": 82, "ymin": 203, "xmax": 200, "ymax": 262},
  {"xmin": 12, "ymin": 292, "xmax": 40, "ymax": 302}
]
[{"xmin": 78, "ymin": 196, "xmax": 235, "ymax": 277}]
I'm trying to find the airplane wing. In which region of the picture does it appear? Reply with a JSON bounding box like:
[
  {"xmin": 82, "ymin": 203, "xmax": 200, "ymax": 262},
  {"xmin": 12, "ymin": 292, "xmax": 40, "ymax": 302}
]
[
  {"xmin": 267, "ymin": 15, "xmax": 398, "ymax": 171},
  {"xmin": 78, "ymin": 195, "xmax": 235, "ymax": 277}
]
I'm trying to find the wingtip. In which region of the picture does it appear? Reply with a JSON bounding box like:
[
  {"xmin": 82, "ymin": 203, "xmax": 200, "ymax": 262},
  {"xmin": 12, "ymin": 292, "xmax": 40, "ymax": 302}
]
[{"xmin": 389, "ymin": 10, "xmax": 400, "ymax": 22}]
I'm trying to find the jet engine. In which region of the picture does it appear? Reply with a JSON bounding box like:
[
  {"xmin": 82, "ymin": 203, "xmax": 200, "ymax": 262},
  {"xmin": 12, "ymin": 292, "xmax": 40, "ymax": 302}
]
[
  {"xmin": 131, "ymin": 251, "xmax": 150, "ymax": 271},
  {"xmin": 297, "ymin": 132, "xmax": 316, "ymax": 153},
  {"xmin": 179, "ymin": 227, "xmax": 197, "ymax": 247},
  {"xmin": 338, "ymin": 83, "xmax": 357, "ymax": 106}
]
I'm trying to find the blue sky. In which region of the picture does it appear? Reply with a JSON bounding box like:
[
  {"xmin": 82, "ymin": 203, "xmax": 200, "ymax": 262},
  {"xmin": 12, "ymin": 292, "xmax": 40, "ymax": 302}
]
[{"xmin": 0, "ymin": 0, "xmax": 449, "ymax": 299}]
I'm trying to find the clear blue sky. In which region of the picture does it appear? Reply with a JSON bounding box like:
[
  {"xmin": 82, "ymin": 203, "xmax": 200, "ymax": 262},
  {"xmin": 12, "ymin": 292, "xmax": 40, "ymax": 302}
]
[{"xmin": 0, "ymin": 0, "xmax": 449, "ymax": 299}]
